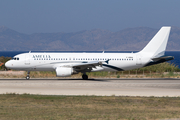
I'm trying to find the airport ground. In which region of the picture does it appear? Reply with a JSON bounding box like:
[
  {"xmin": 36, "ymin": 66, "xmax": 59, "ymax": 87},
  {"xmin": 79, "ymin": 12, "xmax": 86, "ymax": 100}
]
[
  {"xmin": 1, "ymin": 78, "xmax": 180, "ymax": 97},
  {"xmin": 1, "ymin": 78, "xmax": 180, "ymax": 119},
  {"xmin": 1, "ymin": 70, "xmax": 180, "ymax": 120}
]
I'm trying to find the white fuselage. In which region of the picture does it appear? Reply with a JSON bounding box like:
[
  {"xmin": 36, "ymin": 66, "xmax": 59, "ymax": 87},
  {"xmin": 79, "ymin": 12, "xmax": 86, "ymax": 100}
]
[{"xmin": 5, "ymin": 52, "xmax": 148, "ymax": 72}]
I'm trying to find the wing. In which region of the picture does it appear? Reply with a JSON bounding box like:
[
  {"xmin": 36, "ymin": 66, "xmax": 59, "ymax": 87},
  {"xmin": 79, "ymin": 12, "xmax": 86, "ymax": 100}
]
[
  {"xmin": 72, "ymin": 61, "xmax": 103, "ymax": 72},
  {"xmin": 52, "ymin": 59, "xmax": 109, "ymax": 72}
]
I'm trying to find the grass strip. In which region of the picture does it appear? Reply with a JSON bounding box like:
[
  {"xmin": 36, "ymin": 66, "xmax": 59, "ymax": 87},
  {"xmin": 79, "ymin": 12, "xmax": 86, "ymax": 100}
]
[{"xmin": 0, "ymin": 94, "xmax": 180, "ymax": 120}]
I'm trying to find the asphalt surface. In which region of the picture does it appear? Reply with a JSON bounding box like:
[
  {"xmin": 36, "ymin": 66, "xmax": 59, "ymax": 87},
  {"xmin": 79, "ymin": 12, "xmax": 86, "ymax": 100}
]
[{"xmin": 0, "ymin": 78, "xmax": 180, "ymax": 97}]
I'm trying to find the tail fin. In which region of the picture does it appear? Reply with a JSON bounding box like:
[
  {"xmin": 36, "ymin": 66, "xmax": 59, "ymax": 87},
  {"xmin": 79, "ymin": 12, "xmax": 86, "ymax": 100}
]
[{"xmin": 139, "ymin": 26, "xmax": 171, "ymax": 58}]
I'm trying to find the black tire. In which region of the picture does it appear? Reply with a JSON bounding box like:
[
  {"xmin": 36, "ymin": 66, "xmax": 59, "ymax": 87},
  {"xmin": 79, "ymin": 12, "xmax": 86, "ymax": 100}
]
[
  {"xmin": 82, "ymin": 74, "xmax": 88, "ymax": 80},
  {"xmin": 26, "ymin": 76, "xmax": 30, "ymax": 80}
]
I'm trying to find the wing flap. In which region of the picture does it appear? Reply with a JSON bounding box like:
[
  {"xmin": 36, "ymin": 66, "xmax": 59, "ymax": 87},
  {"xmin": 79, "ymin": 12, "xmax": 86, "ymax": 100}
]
[{"xmin": 72, "ymin": 61, "xmax": 102, "ymax": 68}]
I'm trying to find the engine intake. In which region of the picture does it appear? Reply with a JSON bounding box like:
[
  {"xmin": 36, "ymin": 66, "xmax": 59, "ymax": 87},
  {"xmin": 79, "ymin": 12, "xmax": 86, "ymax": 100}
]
[{"xmin": 55, "ymin": 67, "xmax": 73, "ymax": 77}]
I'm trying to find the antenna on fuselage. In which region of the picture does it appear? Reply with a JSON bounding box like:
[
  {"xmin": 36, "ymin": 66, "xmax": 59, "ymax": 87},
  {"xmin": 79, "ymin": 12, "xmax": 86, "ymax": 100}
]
[{"xmin": 29, "ymin": 51, "xmax": 31, "ymax": 53}]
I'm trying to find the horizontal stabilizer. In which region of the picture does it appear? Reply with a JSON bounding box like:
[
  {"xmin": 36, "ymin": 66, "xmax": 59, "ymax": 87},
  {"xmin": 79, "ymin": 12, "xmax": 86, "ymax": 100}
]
[
  {"xmin": 145, "ymin": 56, "xmax": 174, "ymax": 67},
  {"xmin": 152, "ymin": 56, "xmax": 174, "ymax": 62}
]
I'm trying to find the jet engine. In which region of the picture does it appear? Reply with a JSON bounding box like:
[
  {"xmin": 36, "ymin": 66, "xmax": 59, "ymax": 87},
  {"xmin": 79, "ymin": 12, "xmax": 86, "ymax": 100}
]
[{"xmin": 55, "ymin": 67, "xmax": 73, "ymax": 77}]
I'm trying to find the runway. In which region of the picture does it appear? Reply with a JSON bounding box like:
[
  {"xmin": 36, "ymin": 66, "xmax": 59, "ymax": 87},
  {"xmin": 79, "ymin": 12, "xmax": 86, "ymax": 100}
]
[{"xmin": 0, "ymin": 78, "xmax": 180, "ymax": 97}]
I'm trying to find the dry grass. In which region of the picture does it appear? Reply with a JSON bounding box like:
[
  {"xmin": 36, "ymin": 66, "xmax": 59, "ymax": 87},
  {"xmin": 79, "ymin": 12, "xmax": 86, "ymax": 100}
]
[
  {"xmin": 1, "ymin": 70, "xmax": 180, "ymax": 79},
  {"xmin": 0, "ymin": 94, "xmax": 180, "ymax": 120}
]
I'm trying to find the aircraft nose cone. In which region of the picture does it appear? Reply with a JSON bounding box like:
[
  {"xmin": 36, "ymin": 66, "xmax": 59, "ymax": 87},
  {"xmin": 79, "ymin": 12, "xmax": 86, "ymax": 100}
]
[{"xmin": 5, "ymin": 61, "xmax": 11, "ymax": 68}]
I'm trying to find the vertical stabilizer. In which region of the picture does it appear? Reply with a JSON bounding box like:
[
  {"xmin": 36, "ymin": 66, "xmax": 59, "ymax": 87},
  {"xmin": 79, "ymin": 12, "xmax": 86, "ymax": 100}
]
[{"xmin": 139, "ymin": 26, "xmax": 171, "ymax": 58}]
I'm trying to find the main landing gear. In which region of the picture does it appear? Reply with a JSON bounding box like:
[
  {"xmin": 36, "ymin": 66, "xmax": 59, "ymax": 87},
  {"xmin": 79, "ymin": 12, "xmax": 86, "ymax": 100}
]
[
  {"xmin": 26, "ymin": 71, "xmax": 30, "ymax": 80},
  {"xmin": 82, "ymin": 73, "xmax": 88, "ymax": 80}
]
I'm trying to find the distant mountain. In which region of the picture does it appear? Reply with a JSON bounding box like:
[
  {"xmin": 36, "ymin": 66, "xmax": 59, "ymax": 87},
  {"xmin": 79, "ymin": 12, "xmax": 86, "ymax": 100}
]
[{"xmin": 0, "ymin": 26, "xmax": 180, "ymax": 51}]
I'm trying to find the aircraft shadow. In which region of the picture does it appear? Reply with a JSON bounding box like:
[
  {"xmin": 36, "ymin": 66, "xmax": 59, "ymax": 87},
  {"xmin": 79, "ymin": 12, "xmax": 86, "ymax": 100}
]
[{"xmin": 0, "ymin": 78, "xmax": 108, "ymax": 81}]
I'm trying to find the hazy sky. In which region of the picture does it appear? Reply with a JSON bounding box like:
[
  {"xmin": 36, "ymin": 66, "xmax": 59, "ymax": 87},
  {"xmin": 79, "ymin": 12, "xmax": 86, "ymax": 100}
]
[{"xmin": 0, "ymin": 0, "xmax": 179, "ymax": 34}]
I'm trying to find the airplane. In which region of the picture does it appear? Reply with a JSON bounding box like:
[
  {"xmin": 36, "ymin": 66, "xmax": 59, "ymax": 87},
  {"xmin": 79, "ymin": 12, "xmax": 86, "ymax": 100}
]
[{"xmin": 5, "ymin": 26, "xmax": 174, "ymax": 80}]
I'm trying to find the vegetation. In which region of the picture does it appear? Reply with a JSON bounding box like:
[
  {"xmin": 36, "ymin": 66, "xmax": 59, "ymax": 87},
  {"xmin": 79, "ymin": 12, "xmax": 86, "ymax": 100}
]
[
  {"xmin": 0, "ymin": 56, "xmax": 11, "ymax": 70},
  {"xmin": 86, "ymin": 62, "xmax": 180, "ymax": 78},
  {"xmin": 0, "ymin": 94, "xmax": 180, "ymax": 120}
]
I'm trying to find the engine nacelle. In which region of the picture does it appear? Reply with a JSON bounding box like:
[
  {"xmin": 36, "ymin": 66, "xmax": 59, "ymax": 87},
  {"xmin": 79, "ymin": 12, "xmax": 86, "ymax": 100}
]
[{"xmin": 55, "ymin": 67, "xmax": 73, "ymax": 77}]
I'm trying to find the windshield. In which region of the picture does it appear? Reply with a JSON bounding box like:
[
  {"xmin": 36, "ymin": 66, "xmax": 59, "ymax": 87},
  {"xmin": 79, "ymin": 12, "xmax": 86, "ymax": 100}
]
[{"xmin": 12, "ymin": 57, "xmax": 19, "ymax": 60}]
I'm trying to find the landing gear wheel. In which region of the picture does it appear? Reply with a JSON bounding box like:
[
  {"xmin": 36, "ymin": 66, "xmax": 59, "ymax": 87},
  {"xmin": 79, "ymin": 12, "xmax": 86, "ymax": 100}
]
[
  {"xmin": 82, "ymin": 74, "xmax": 88, "ymax": 80},
  {"xmin": 26, "ymin": 71, "xmax": 30, "ymax": 80},
  {"xmin": 26, "ymin": 76, "xmax": 30, "ymax": 80}
]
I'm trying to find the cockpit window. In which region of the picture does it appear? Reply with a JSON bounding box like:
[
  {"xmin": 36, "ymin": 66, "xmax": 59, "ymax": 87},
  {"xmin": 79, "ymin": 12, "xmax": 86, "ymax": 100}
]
[{"xmin": 13, "ymin": 57, "xmax": 19, "ymax": 60}]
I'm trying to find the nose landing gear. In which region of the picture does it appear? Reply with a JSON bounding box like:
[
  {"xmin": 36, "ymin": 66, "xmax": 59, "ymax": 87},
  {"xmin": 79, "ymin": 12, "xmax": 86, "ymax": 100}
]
[{"xmin": 26, "ymin": 71, "xmax": 30, "ymax": 80}]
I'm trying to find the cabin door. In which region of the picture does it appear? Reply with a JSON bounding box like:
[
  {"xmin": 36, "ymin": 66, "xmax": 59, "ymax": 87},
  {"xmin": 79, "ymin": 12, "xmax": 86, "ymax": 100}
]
[
  {"xmin": 136, "ymin": 54, "xmax": 142, "ymax": 65},
  {"xmin": 25, "ymin": 54, "xmax": 30, "ymax": 65}
]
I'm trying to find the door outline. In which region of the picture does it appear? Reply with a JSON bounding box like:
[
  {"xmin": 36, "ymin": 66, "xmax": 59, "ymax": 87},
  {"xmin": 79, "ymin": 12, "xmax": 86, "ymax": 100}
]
[
  {"xmin": 25, "ymin": 54, "xmax": 30, "ymax": 65},
  {"xmin": 136, "ymin": 54, "xmax": 142, "ymax": 65}
]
